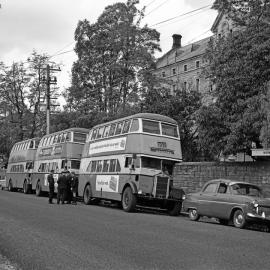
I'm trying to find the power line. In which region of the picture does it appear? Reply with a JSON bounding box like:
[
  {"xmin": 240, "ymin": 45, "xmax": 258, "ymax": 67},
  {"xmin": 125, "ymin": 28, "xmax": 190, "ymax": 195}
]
[
  {"xmin": 149, "ymin": 4, "xmax": 212, "ymax": 27},
  {"xmin": 145, "ymin": 0, "xmax": 171, "ymax": 17}
]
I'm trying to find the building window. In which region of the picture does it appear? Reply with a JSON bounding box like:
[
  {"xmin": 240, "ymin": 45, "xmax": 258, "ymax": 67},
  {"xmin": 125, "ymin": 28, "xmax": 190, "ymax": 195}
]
[
  {"xmin": 183, "ymin": 82, "xmax": 187, "ymax": 91},
  {"xmin": 196, "ymin": 79, "xmax": 200, "ymax": 91},
  {"xmin": 196, "ymin": 61, "xmax": 200, "ymax": 68},
  {"xmin": 184, "ymin": 65, "xmax": 187, "ymax": 72},
  {"xmin": 162, "ymin": 71, "xmax": 165, "ymax": 77},
  {"xmin": 172, "ymin": 68, "xmax": 176, "ymax": 75}
]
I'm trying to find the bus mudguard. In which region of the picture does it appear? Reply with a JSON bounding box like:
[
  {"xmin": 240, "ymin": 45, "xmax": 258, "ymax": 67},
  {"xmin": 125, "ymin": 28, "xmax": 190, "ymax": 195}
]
[{"xmin": 122, "ymin": 181, "xmax": 138, "ymax": 195}]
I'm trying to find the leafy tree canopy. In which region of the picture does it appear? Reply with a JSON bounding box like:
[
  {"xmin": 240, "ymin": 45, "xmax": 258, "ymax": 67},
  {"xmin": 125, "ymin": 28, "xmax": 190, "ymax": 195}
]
[
  {"xmin": 197, "ymin": 0, "xmax": 270, "ymax": 157},
  {"xmin": 66, "ymin": 0, "xmax": 161, "ymax": 117}
]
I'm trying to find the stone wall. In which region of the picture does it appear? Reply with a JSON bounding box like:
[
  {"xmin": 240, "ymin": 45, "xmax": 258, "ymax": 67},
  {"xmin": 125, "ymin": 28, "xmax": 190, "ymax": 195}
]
[{"xmin": 173, "ymin": 162, "xmax": 270, "ymax": 193}]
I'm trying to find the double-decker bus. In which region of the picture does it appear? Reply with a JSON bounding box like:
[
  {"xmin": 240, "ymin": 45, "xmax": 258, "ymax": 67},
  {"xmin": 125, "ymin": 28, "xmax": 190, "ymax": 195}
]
[
  {"xmin": 6, "ymin": 138, "xmax": 40, "ymax": 193},
  {"xmin": 31, "ymin": 127, "xmax": 89, "ymax": 196},
  {"xmin": 79, "ymin": 113, "xmax": 185, "ymax": 215}
]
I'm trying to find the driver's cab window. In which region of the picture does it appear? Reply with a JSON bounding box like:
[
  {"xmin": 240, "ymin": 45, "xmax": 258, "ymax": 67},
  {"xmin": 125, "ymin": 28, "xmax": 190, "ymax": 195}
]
[{"xmin": 203, "ymin": 183, "xmax": 218, "ymax": 194}]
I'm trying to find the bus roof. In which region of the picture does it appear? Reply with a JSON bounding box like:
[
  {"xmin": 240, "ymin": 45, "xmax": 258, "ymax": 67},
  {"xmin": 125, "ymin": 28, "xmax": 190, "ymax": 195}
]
[
  {"xmin": 41, "ymin": 127, "xmax": 89, "ymax": 139},
  {"xmin": 13, "ymin": 137, "xmax": 40, "ymax": 146},
  {"xmin": 92, "ymin": 113, "xmax": 178, "ymax": 129}
]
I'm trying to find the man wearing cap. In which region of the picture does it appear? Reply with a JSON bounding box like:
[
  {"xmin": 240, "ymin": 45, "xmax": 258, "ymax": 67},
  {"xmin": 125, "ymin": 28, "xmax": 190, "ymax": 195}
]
[{"xmin": 57, "ymin": 170, "xmax": 68, "ymax": 204}]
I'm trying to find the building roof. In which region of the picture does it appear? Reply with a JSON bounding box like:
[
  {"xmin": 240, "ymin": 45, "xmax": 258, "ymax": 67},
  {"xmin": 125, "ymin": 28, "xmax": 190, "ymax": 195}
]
[{"xmin": 156, "ymin": 36, "xmax": 212, "ymax": 69}]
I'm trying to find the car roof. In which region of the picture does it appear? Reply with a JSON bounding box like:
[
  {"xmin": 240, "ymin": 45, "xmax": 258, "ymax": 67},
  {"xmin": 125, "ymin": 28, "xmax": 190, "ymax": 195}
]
[{"xmin": 205, "ymin": 179, "xmax": 259, "ymax": 187}]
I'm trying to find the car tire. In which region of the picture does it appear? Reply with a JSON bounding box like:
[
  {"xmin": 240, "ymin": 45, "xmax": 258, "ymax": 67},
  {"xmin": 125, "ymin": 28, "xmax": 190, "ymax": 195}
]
[
  {"xmin": 122, "ymin": 186, "xmax": 137, "ymax": 212},
  {"xmin": 233, "ymin": 209, "xmax": 246, "ymax": 229},
  {"xmin": 189, "ymin": 208, "xmax": 200, "ymax": 221}
]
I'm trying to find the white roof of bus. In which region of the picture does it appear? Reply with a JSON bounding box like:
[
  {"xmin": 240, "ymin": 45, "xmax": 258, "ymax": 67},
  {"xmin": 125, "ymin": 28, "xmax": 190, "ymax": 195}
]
[{"xmin": 92, "ymin": 113, "xmax": 178, "ymax": 129}]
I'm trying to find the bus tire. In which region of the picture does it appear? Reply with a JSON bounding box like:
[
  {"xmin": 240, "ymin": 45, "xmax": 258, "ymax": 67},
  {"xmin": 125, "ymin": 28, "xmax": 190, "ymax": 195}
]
[
  {"xmin": 167, "ymin": 201, "xmax": 182, "ymax": 216},
  {"xmin": 35, "ymin": 181, "xmax": 42, "ymax": 197},
  {"xmin": 8, "ymin": 180, "xmax": 13, "ymax": 192},
  {"xmin": 83, "ymin": 184, "xmax": 92, "ymax": 205},
  {"xmin": 122, "ymin": 186, "xmax": 137, "ymax": 212}
]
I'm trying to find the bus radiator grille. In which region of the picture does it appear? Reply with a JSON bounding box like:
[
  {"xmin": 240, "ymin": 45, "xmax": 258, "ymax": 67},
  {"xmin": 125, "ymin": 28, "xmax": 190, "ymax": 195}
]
[{"xmin": 155, "ymin": 176, "xmax": 169, "ymax": 198}]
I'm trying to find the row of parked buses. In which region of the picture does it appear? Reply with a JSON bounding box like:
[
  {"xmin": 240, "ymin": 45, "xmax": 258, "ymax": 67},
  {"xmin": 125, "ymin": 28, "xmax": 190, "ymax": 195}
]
[{"xmin": 5, "ymin": 113, "xmax": 185, "ymax": 215}]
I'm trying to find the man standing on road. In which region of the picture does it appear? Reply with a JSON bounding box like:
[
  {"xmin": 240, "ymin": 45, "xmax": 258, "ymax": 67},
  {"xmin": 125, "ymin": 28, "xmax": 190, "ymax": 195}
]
[
  {"xmin": 48, "ymin": 170, "xmax": 55, "ymax": 204},
  {"xmin": 57, "ymin": 171, "xmax": 67, "ymax": 204},
  {"xmin": 70, "ymin": 171, "xmax": 79, "ymax": 204}
]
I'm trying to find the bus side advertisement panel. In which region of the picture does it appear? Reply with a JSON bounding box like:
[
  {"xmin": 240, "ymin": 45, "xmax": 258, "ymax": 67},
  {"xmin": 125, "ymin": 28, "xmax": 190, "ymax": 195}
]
[{"xmin": 96, "ymin": 175, "xmax": 119, "ymax": 193}]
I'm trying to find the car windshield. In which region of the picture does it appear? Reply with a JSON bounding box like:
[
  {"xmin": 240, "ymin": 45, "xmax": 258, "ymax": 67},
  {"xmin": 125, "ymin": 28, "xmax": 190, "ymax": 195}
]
[{"xmin": 230, "ymin": 183, "xmax": 263, "ymax": 197}]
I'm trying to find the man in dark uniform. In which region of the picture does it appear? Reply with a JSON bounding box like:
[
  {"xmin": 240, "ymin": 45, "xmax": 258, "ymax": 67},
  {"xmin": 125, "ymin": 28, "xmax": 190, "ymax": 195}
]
[
  {"xmin": 57, "ymin": 171, "xmax": 67, "ymax": 204},
  {"xmin": 70, "ymin": 171, "xmax": 79, "ymax": 204},
  {"xmin": 65, "ymin": 170, "xmax": 72, "ymax": 204},
  {"xmin": 48, "ymin": 170, "xmax": 55, "ymax": 204}
]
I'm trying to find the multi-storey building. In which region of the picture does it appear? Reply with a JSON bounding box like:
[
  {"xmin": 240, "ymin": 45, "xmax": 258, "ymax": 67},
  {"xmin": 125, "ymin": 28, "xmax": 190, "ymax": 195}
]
[{"xmin": 154, "ymin": 34, "xmax": 213, "ymax": 103}]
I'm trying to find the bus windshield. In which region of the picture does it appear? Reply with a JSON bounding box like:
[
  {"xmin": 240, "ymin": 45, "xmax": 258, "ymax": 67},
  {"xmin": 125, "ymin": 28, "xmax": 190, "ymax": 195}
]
[{"xmin": 140, "ymin": 157, "xmax": 175, "ymax": 175}]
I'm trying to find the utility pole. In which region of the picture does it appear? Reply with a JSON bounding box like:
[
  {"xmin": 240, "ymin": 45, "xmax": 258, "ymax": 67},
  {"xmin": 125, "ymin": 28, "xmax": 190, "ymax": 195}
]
[{"xmin": 42, "ymin": 64, "xmax": 60, "ymax": 135}]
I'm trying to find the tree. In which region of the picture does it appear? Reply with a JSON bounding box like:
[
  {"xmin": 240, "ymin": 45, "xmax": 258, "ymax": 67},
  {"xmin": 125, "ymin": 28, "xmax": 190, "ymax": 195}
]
[
  {"xmin": 141, "ymin": 86, "xmax": 202, "ymax": 161},
  {"xmin": 0, "ymin": 52, "xmax": 59, "ymax": 157},
  {"xmin": 66, "ymin": 0, "xmax": 160, "ymax": 117},
  {"xmin": 197, "ymin": 0, "xmax": 270, "ymax": 157}
]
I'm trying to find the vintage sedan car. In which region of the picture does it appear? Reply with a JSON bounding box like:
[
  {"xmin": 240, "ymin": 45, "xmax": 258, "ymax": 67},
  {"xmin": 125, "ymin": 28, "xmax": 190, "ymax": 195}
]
[{"xmin": 183, "ymin": 179, "xmax": 270, "ymax": 229}]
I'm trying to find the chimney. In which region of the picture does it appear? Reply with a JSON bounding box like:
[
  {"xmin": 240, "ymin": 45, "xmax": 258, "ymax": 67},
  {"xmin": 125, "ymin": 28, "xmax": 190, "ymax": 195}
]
[{"xmin": 172, "ymin": 34, "xmax": 182, "ymax": 49}]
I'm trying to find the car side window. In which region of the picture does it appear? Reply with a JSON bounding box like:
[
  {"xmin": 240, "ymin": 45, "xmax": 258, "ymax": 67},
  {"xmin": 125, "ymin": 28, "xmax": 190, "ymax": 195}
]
[
  {"xmin": 218, "ymin": 183, "xmax": 227, "ymax": 194},
  {"xmin": 203, "ymin": 183, "xmax": 218, "ymax": 194}
]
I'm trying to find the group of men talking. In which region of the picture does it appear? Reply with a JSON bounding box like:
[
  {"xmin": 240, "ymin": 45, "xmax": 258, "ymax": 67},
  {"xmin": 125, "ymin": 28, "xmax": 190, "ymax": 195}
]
[{"xmin": 47, "ymin": 168, "xmax": 79, "ymax": 205}]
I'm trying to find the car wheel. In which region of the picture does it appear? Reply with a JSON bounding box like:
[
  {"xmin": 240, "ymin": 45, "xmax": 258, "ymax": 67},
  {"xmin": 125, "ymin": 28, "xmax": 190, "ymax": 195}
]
[
  {"xmin": 219, "ymin": 219, "xmax": 229, "ymax": 226},
  {"xmin": 233, "ymin": 209, "xmax": 246, "ymax": 229},
  {"xmin": 189, "ymin": 208, "xmax": 200, "ymax": 221},
  {"xmin": 83, "ymin": 184, "xmax": 92, "ymax": 205},
  {"xmin": 122, "ymin": 186, "xmax": 137, "ymax": 212}
]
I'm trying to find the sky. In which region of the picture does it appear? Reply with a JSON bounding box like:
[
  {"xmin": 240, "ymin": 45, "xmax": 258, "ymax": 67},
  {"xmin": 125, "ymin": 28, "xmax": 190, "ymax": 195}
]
[{"xmin": 0, "ymin": 0, "xmax": 217, "ymax": 106}]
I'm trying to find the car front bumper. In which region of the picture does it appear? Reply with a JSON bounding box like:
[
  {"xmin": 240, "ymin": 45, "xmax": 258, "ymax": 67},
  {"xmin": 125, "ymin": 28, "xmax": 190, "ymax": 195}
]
[{"xmin": 246, "ymin": 212, "xmax": 270, "ymax": 226}]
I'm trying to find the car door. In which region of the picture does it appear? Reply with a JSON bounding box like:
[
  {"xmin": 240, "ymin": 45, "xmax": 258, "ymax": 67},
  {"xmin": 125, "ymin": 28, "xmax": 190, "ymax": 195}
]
[
  {"xmin": 197, "ymin": 182, "xmax": 219, "ymax": 217},
  {"xmin": 213, "ymin": 182, "xmax": 233, "ymax": 219}
]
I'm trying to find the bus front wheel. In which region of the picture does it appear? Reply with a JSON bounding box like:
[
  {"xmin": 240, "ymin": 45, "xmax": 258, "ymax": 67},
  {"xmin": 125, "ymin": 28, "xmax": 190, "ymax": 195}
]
[
  {"xmin": 122, "ymin": 186, "xmax": 137, "ymax": 212},
  {"xmin": 83, "ymin": 184, "xmax": 93, "ymax": 205}
]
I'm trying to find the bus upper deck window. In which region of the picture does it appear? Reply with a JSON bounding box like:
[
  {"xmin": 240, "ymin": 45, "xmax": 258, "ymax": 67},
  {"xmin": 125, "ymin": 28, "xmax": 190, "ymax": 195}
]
[
  {"xmin": 29, "ymin": 140, "xmax": 34, "ymax": 149},
  {"xmin": 66, "ymin": 132, "xmax": 71, "ymax": 142},
  {"xmin": 57, "ymin": 134, "xmax": 63, "ymax": 143},
  {"xmin": 130, "ymin": 119, "xmax": 139, "ymax": 132},
  {"xmin": 96, "ymin": 127, "xmax": 104, "ymax": 139},
  {"xmin": 115, "ymin": 122, "xmax": 123, "ymax": 135},
  {"xmin": 91, "ymin": 130, "xmax": 97, "ymax": 140},
  {"xmin": 61, "ymin": 133, "xmax": 67, "ymax": 143},
  {"xmin": 53, "ymin": 135, "xmax": 59, "ymax": 144},
  {"xmin": 142, "ymin": 120, "xmax": 160, "ymax": 134},
  {"xmin": 74, "ymin": 133, "xmax": 87, "ymax": 143},
  {"xmin": 103, "ymin": 126, "xmax": 110, "ymax": 138},
  {"xmin": 122, "ymin": 120, "xmax": 131, "ymax": 134},
  {"xmin": 109, "ymin": 124, "xmax": 116, "ymax": 136},
  {"xmin": 161, "ymin": 123, "xmax": 178, "ymax": 138}
]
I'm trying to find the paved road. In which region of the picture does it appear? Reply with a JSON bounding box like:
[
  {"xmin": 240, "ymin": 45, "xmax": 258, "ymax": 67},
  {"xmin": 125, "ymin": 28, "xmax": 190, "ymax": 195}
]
[{"xmin": 0, "ymin": 190, "xmax": 269, "ymax": 270}]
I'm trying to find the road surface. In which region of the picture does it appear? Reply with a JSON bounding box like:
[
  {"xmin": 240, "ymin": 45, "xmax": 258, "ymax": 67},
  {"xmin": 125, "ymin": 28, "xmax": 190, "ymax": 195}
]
[{"xmin": 0, "ymin": 190, "xmax": 269, "ymax": 270}]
